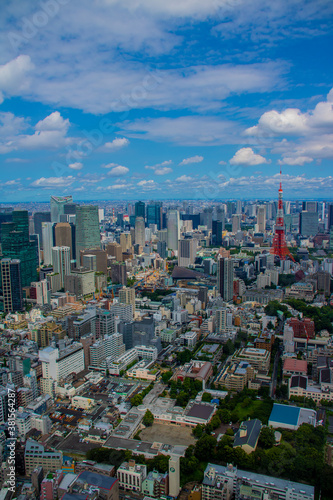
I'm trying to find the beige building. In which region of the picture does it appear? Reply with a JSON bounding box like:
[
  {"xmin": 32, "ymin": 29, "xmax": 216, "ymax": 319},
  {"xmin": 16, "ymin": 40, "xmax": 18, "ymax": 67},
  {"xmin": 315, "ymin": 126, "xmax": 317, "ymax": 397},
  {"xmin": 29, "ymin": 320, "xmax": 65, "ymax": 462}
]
[
  {"xmin": 119, "ymin": 286, "xmax": 135, "ymax": 311},
  {"xmin": 24, "ymin": 439, "xmax": 62, "ymax": 475},
  {"xmin": 216, "ymin": 361, "xmax": 256, "ymax": 391},
  {"xmin": 233, "ymin": 347, "xmax": 270, "ymax": 373},
  {"xmin": 117, "ymin": 460, "xmax": 147, "ymax": 493}
]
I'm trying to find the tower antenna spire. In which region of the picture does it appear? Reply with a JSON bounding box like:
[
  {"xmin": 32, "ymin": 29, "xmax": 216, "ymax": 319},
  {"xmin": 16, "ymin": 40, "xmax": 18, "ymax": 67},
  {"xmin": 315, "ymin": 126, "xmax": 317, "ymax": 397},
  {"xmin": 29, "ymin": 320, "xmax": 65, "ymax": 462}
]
[{"xmin": 270, "ymin": 169, "xmax": 295, "ymax": 261}]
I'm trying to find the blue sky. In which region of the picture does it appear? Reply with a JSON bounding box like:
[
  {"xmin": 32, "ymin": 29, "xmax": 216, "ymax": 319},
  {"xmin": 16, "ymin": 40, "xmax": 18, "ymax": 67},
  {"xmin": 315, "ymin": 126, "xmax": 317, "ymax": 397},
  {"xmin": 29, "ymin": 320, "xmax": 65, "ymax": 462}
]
[{"xmin": 0, "ymin": 0, "xmax": 333, "ymax": 201}]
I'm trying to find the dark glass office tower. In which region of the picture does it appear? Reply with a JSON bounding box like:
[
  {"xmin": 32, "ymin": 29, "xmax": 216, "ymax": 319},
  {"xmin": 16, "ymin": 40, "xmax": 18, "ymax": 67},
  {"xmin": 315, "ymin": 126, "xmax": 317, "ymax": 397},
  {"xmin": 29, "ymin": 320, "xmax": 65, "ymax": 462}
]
[
  {"xmin": 1, "ymin": 210, "xmax": 38, "ymax": 287},
  {"xmin": 147, "ymin": 202, "xmax": 162, "ymax": 229},
  {"xmin": 135, "ymin": 201, "xmax": 146, "ymax": 220},
  {"xmin": 1, "ymin": 259, "xmax": 23, "ymax": 313}
]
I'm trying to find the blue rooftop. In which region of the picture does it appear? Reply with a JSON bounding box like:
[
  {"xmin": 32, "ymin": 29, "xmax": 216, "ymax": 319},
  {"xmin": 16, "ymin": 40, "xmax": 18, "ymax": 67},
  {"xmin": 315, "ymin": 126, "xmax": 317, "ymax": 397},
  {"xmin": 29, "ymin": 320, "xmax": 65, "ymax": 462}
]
[
  {"xmin": 77, "ymin": 471, "xmax": 118, "ymax": 490},
  {"xmin": 269, "ymin": 404, "xmax": 300, "ymax": 426}
]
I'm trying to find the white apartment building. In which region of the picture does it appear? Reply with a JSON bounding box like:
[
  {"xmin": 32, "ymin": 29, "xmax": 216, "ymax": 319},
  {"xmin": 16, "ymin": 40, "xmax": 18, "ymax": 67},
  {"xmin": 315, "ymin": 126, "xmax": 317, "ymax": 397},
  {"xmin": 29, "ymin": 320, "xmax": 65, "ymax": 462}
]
[
  {"xmin": 89, "ymin": 333, "xmax": 125, "ymax": 369},
  {"xmin": 135, "ymin": 345, "xmax": 158, "ymax": 361},
  {"xmin": 107, "ymin": 348, "xmax": 138, "ymax": 375},
  {"xmin": 39, "ymin": 343, "xmax": 84, "ymax": 383}
]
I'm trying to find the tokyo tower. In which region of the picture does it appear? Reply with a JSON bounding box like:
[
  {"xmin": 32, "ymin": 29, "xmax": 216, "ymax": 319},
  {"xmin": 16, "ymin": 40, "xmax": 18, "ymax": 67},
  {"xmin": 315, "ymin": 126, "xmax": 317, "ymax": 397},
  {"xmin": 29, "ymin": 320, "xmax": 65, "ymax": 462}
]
[{"xmin": 270, "ymin": 170, "xmax": 295, "ymax": 261}]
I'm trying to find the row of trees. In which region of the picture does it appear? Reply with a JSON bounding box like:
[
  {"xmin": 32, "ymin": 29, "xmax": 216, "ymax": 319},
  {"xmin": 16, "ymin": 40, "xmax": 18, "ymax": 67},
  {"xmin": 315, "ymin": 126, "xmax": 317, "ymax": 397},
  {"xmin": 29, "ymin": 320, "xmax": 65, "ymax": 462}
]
[{"xmin": 130, "ymin": 383, "xmax": 154, "ymax": 406}]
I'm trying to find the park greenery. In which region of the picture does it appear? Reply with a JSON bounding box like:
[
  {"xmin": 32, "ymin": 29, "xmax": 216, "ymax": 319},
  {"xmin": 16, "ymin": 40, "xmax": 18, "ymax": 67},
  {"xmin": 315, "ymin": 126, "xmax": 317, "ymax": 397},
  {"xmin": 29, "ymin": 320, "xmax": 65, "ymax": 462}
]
[
  {"xmin": 168, "ymin": 377, "xmax": 202, "ymax": 407},
  {"xmin": 284, "ymin": 298, "xmax": 333, "ymax": 333}
]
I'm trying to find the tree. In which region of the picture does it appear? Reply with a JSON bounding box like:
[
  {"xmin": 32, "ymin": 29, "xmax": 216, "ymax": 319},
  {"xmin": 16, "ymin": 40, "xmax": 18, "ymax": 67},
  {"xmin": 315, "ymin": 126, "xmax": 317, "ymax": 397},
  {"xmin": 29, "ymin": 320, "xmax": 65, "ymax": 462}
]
[
  {"xmin": 131, "ymin": 394, "xmax": 143, "ymax": 406},
  {"xmin": 218, "ymin": 408, "xmax": 231, "ymax": 424},
  {"xmin": 192, "ymin": 424, "xmax": 204, "ymax": 438},
  {"xmin": 258, "ymin": 426, "xmax": 275, "ymax": 449},
  {"xmin": 143, "ymin": 409, "xmax": 154, "ymax": 427},
  {"xmin": 194, "ymin": 434, "xmax": 217, "ymax": 462},
  {"xmin": 161, "ymin": 371, "xmax": 173, "ymax": 383},
  {"xmin": 202, "ymin": 392, "xmax": 212, "ymax": 402},
  {"xmin": 210, "ymin": 414, "xmax": 221, "ymax": 429}
]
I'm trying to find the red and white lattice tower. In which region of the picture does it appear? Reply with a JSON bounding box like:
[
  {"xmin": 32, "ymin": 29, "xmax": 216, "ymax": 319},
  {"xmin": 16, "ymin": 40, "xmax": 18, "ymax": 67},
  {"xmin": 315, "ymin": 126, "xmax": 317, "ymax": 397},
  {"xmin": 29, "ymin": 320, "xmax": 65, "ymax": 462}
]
[{"xmin": 270, "ymin": 170, "xmax": 295, "ymax": 261}]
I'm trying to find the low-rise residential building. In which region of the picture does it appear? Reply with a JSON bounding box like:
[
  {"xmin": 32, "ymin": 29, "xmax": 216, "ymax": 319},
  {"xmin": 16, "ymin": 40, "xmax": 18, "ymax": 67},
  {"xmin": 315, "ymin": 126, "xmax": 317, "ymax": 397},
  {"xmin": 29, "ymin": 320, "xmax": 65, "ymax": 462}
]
[
  {"xmin": 141, "ymin": 470, "xmax": 168, "ymax": 498},
  {"xmin": 117, "ymin": 460, "xmax": 147, "ymax": 493},
  {"xmin": 202, "ymin": 463, "xmax": 315, "ymax": 500},
  {"xmin": 24, "ymin": 439, "xmax": 63, "ymax": 475}
]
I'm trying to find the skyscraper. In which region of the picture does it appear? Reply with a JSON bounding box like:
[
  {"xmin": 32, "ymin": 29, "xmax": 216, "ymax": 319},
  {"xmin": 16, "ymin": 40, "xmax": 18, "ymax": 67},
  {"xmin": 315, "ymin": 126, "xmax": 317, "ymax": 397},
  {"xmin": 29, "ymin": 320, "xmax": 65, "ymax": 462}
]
[
  {"xmin": 147, "ymin": 202, "xmax": 162, "ymax": 229},
  {"xmin": 167, "ymin": 210, "xmax": 180, "ymax": 251},
  {"xmin": 52, "ymin": 246, "xmax": 71, "ymax": 288},
  {"xmin": 212, "ymin": 220, "xmax": 223, "ymax": 246},
  {"xmin": 217, "ymin": 257, "xmax": 234, "ymax": 302},
  {"xmin": 135, "ymin": 201, "xmax": 146, "ymax": 220},
  {"xmin": 1, "ymin": 210, "xmax": 38, "ymax": 287},
  {"xmin": 257, "ymin": 205, "xmax": 266, "ymax": 233},
  {"xmin": 33, "ymin": 212, "xmax": 51, "ymax": 247},
  {"xmin": 1, "ymin": 259, "xmax": 23, "ymax": 313},
  {"xmin": 55, "ymin": 223, "xmax": 73, "ymax": 258},
  {"xmin": 50, "ymin": 195, "xmax": 73, "ymax": 223},
  {"xmin": 42, "ymin": 222, "xmax": 54, "ymax": 266},
  {"xmin": 299, "ymin": 211, "xmax": 318, "ymax": 236},
  {"xmin": 135, "ymin": 217, "xmax": 145, "ymax": 247},
  {"xmin": 75, "ymin": 205, "xmax": 100, "ymax": 263},
  {"xmin": 231, "ymin": 214, "xmax": 241, "ymax": 234},
  {"xmin": 328, "ymin": 203, "xmax": 333, "ymax": 231},
  {"xmin": 178, "ymin": 238, "xmax": 198, "ymax": 267}
]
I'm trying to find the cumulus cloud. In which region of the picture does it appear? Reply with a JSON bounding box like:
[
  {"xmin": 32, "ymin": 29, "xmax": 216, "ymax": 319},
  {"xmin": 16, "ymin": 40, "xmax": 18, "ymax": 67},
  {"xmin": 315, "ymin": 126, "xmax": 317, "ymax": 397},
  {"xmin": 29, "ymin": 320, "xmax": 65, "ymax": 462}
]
[
  {"xmin": 35, "ymin": 111, "xmax": 70, "ymax": 132},
  {"xmin": 145, "ymin": 160, "xmax": 173, "ymax": 175},
  {"xmin": 230, "ymin": 148, "xmax": 269, "ymax": 166},
  {"xmin": 106, "ymin": 165, "xmax": 129, "ymax": 176},
  {"xmin": 278, "ymin": 156, "xmax": 313, "ymax": 166},
  {"xmin": 0, "ymin": 55, "xmax": 34, "ymax": 104},
  {"xmin": 68, "ymin": 162, "xmax": 83, "ymax": 170},
  {"xmin": 179, "ymin": 155, "xmax": 204, "ymax": 166},
  {"xmin": 245, "ymin": 87, "xmax": 333, "ymax": 137},
  {"xmin": 104, "ymin": 137, "xmax": 130, "ymax": 150},
  {"xmin": 30, "ymin": 176, "xmax": 75, "ymax": 188}
]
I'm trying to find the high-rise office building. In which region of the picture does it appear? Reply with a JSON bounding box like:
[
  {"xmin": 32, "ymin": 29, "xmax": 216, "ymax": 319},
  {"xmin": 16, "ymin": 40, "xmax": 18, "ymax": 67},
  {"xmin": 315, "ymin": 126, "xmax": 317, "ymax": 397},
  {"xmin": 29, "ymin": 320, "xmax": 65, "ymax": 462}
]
[
  {"xmin": 231, "ymin": 214, "xmax": 241, "ymax": 234},
  {"xmin": 167, "ymin": 210, "xmax": 180, "ymax": 251},
  {"xmin": 201, "ymin": 207, "xmax": 213, "ymax": 230},
  {"xmin": 1, "ymin": 259, "xmax": 23, "ymax": 313},
  {"xmin": 1, "ymin": 210, "xmax": 38, "ymax": 287},
  {"xmin": 135, "ymin": 217, "xmax": 145, "ymax": 247},
  {"xmin": 75, "ymin": 205, "xmax": 100, "ymax": 263},
  {"xmin": 120, "ymin": 232, "xmax": 132, "ymax": 252},
  {"xmin": 50, "ymin": 195, "xmax": 73, "ymax": 223},
  {"xmin": 217, "ymin": 257, "xmax": 234, "ymax": 302},
  {"xmin": 42, "ymin": 222, "xmax": 54, "ymax": 266},
  {"xmin": 328, "ymin": 203, "xmax": 333, "ymax": 231},
  {"xmin": 147, "ymin": 202, "xmax": 162, "ymax": 229},
  {"xmin": 257, "ymin": 205, "xmax": 266, "ymax": 233},
  {"xmin": 135, "ymin": 201, "xmax": 146, "ymax": 220},
  {"xmin": 299, "ymin": 211, "xmax": 318, "ymax": 237},
  {"xmin": 55, "ymin": 223, "xmax": 73, "ymax": 258},
  {"xmin": 302, "ymin": 201, "xmax": 318, "ymax": 213},
  {"xmin": 178, "ymin": 238, "xmax": 198, "ymax": 267},
  {"xmin": 212, "ymin": 220, "xmax": 223, "ymax": 246},
  {"xmin": 0, "ymin": 208, "xmax": 13, "ymax": 243},
  {"xmin": 52, "ymin": 246, "xmax": 71, "ymax": 288},
  {"xmin": 33, "ymin": 212, "xmax": 51, "ymax": 247},
  {"xmin": 119, "ymin": 286, "xmax": 135, "ymax": 312},
  {"xmin": 157, "ymin": 240, "xmax": 167, "ymax": 259}
]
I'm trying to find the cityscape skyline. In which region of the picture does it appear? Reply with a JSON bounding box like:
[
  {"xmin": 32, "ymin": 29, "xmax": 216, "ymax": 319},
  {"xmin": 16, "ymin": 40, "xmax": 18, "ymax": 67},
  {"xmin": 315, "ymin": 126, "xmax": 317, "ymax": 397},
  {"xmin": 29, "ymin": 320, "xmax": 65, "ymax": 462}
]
[{"xmin": 1, "ymin": 1, "xmax": 333, "ymax": 201}]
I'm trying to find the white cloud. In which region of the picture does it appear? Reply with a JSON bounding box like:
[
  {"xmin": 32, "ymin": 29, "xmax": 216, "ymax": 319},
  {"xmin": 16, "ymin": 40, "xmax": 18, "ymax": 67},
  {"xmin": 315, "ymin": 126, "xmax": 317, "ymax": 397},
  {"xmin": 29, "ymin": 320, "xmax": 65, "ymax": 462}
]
[
  {"xmin": 145, "ymin": 160, "xmax": 173, "ymax": 175},
  {"xmin": 120, "ymin": 116, "xmax": 240, "ymax": 145},
  {"xmin": 154, "ymin": 167, "xmax": 173, "ymax": 175},
  {"xmin": 230, "ymin": 148, "xmax": 269, "ymax": 166},
  {"xmin": 106, "ymin": 165, "xmax": 129, "ymax": 176},
  {"xmin": 30, "ymin": 176, "xmax": 75, "ymax": 188},
  {"xmin": 104, "ymin": 137, "xmax": 130, "ymax": 150},
  {"xmin": 68, "ymin": 162, "xmax": 83, "ymax": 170},
  {"xmin": 0, "ymin": 55, "xmax": 34, "ymax": 104},
  {"xmin": 245, "ymin": 88, "xmax": 333, "ymax": 137},
  {"xmin": 176, "ymin": 175, "xmax": 194, "ymax": 182},
  {"xmin": 35, "ymin": 111, "xmax": 70, "ymax": 132},
  {"xmin": 278, "ymin": 156, "xmax": 313, "ymax": 166},
  {"xmin": 179, "ymin": 155, "xmax": 204, "ymax": 166}
]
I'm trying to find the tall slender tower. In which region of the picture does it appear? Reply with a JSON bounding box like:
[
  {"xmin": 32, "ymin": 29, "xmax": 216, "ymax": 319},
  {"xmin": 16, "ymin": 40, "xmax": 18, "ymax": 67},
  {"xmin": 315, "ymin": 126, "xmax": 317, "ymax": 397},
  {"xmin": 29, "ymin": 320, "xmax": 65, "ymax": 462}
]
[{"xmin": 270, "ymin": 170, "xmax": 295, "ymax": 261}]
